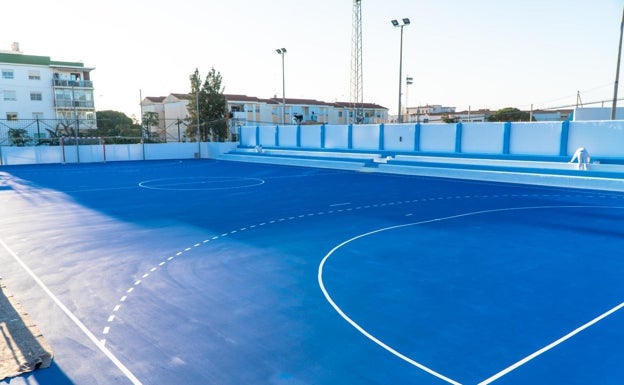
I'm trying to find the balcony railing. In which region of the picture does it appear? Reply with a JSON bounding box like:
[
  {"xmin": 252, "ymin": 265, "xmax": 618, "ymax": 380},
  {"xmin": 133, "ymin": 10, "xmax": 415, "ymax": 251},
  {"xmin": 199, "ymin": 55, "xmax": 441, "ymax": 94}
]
[
  {"xmin": 55, "ymin": 100, "xmax": 95, "ymax": 108},
  {"xmin": 52, "ymin": 79, "xmax": 94, "ymax": 88}
]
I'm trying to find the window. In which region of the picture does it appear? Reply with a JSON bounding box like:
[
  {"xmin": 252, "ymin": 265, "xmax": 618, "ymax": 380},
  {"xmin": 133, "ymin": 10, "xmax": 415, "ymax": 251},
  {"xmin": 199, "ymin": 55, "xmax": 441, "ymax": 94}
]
[
  {"xmin": 4, "ymin": 90, "xmax": 16, "ymax": 101},
  {"xmin": 2, "ymin": 69, "xmax": 14, "ymax": 79},
  {"xmin": 6, "ymin": 113, "xmax": 18, "ymax": 121},
  {"xmin": 28, "ymin": 70, "xmax": 41, "ymax": 80},
  {"xmin": 30, "ymin": 92, "xmax": 42, "ymax": 101}
]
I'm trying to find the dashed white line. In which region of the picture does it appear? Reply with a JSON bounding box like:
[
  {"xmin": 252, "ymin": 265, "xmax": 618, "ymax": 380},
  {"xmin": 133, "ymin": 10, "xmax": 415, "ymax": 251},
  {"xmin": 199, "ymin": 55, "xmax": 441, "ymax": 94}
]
[{"xmin": 95, "ymin": 192, "xmax": 618, "ymax": 385}]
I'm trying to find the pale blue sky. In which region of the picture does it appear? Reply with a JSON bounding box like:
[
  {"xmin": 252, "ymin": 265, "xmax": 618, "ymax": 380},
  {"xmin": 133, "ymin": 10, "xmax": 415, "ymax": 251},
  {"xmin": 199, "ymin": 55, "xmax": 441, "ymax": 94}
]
[{"xmin": 3, "ymin": 0, "xmax": 623, "ymax": 118}]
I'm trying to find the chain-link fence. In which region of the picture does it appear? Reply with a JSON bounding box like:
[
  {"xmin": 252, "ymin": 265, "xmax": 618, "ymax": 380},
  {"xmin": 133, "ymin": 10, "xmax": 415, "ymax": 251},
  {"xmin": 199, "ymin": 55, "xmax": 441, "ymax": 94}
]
[
  {"xmin": 0, "ymin": 118, "xmax": 239, "ymax": 147},
  {"xmin": 0, "ymin": 118, "xmax": 108, "ymax": 146}
]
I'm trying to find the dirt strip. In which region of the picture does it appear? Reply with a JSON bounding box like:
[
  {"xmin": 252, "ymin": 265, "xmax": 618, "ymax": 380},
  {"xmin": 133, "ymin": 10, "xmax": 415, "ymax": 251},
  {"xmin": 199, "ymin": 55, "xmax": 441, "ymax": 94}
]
[{"xmin": 0, "ymin": 281, "xmax": 53, "ymax": 380}]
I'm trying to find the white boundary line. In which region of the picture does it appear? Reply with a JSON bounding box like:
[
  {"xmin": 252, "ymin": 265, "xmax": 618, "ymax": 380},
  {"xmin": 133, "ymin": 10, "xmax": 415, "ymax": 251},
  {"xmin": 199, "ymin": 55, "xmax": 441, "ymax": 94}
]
[
  {"xmin": 478, "ymin": 301, "xmax": 624, "ymax": 384},
  {"xmin": 318, "ymin": 205, "xmax": 624, "ymax": 385},
  {"xmin": 0, "ymin": 238, "xmax": 143, "ymax": 385}
]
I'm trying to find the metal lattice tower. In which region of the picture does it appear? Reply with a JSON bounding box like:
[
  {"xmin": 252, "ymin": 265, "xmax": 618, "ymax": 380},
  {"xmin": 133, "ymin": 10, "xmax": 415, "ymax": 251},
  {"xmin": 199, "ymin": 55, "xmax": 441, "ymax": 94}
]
[{"xmin": 350, "ymin": 0, "xmax": 363, "ymax": 124}]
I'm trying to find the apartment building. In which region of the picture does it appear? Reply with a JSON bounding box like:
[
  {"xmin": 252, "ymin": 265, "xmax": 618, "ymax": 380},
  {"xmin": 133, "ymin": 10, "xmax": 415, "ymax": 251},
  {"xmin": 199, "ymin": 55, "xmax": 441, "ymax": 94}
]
[
  {"xmin": 141, "ymin": 93, "xmax": 388, "ymax": 141},
  {"xmin": 0, "ymin": 43, "xmax": 96, "ymax": 132}
]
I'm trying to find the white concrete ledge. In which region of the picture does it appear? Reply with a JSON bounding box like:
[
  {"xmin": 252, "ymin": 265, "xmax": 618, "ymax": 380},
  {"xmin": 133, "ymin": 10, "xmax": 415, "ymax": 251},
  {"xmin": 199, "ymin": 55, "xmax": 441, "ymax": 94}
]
[{"xmin": 221, "ymin": 149, "xmax": 624, "ymax": 192}]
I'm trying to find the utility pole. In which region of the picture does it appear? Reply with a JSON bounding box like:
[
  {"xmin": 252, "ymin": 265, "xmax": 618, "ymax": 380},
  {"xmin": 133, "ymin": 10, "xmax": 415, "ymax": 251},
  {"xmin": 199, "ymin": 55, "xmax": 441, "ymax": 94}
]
[{"xmin": 611, "ymin": 5, "xmax": 624, "ymax": 120}]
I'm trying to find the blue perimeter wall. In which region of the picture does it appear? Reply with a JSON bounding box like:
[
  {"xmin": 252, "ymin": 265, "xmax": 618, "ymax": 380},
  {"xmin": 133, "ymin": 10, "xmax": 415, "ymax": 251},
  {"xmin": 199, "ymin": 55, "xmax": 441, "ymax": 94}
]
[{"xmin": 240, "ymin": 121, "xmax": 624, "ymax": 161}]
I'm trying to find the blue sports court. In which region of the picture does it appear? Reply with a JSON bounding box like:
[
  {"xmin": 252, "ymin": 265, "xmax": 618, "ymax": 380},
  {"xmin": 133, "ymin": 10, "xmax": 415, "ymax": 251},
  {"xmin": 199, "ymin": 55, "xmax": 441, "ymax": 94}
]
[{"xmin": 1, "ymin": 159, "xmax": 623, "ymax": 385}]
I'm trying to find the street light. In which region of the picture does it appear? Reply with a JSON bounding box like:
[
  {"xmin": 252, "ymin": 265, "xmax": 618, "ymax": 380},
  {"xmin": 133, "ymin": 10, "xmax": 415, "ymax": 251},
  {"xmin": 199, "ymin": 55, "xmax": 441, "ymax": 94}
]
[
  {"xmin": 406, "ymin": 75, "xmax": 413, "ymax": 122},
  {"xmin": 391, "ymin": 18, "xmax": 410, "ymax": 123},
  {"xmin": 276, "ymin": 48, "xmax": 287, "ymax": 124}
]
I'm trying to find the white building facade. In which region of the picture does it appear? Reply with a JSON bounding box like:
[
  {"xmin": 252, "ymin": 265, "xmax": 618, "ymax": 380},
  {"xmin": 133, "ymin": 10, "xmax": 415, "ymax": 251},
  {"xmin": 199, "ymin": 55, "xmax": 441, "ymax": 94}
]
[
  {"xmin": 0, "ymin": 43, "xmax": 96, "ymax": 143},
  {"xmin": 140, "ymin": 93, "xmax": 389, "ymax": 141}
]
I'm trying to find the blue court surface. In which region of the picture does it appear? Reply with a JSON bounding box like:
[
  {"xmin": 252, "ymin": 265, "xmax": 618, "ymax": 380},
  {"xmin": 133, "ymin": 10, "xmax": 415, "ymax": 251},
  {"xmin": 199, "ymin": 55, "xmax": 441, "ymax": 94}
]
[{"xmin": 0, "ymin": 159, "xmax": 623, "ymax": 385}]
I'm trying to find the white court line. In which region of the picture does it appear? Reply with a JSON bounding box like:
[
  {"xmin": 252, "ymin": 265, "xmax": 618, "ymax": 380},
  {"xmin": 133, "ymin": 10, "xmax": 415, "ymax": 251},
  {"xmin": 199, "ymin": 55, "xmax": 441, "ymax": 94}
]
[
  {"xmin": 318, "ymin": 223, "xmax": 462, "ymax": 385},
  {"xmin": 319, "ymin": 205, "xmax": 624, "ymax": 385},
  {"xmin": 329, "ymin": 202, "xmax": 351, "ymax": 207},
  {"xmin": 0, "ymin": 238, "xmax": 143, "ymax": 385},
  {"xmin": 478, "ymin": 301, "xmax": 624, "ymax": 384}
]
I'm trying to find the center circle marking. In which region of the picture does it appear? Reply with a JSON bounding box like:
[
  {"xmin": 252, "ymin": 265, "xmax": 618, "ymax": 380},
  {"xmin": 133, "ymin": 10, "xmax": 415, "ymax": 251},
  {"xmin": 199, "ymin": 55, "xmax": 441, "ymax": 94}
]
[{"xmin": 138, "ymin": 176, "xmax": 265, "ymax": 191}]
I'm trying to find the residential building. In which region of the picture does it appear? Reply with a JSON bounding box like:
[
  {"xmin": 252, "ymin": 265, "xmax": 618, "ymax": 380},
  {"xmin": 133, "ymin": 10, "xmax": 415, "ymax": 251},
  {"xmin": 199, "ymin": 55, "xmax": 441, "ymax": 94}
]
[
  {"xmin": 0, "ymin": 43, "xmax": 96, "ymax": 138},
  {"xmin": 404, "ymin": 105, "xmax": 457, "ymax": 123},
  {"xmin": 140, "ymin": 93, "xmax": 388, "ymax": 141},
  {"xmin": 404, "ymin": 105, "xmax": 572, "ymax": 123},
  {"xmin": 531, "ymin": 109, "xmax": 572, "ymax": 121}
]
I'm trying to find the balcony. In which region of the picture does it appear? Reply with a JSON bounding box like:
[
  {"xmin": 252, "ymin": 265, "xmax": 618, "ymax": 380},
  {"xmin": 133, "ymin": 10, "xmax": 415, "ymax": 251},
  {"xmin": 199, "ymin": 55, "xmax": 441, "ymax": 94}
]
[
  {"xmin": 52, "ymin": 79, "xmax": 93, "ymax": 88},
  {"xmin": 54, "ymin": 100, "xmax": 95, "ymax": 109}
]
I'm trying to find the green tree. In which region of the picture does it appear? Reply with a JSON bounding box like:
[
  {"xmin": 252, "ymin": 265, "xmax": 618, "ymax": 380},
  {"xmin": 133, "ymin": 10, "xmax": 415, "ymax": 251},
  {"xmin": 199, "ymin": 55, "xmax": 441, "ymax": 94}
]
[
  {"xmin": 95, "ymin": 110, "xmax": 141, "ymax": 142},
  {"xmin": 186, "ymin": 68, "xmax": 228, "ymax": 142},
  {"xmin": 488, "ymin": 107, "xmax": 533, "ymax": 122},
  {"xmin": 441, "ymin": 114, "xmax": 459, "ymax": 123},
  {"xmin": 8, "ymin": 128, "xmax": 29, "ymax": 146},
  {"xmin": 142, "ymin": 111, "xmax": 160, "ymax": 141}
]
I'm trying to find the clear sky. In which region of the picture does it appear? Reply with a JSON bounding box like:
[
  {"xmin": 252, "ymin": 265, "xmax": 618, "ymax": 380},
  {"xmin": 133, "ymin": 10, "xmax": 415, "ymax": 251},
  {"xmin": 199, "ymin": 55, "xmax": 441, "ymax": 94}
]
[{"xmin": 3, "ymin": 0, "xmax": 623, "ymax": 119}]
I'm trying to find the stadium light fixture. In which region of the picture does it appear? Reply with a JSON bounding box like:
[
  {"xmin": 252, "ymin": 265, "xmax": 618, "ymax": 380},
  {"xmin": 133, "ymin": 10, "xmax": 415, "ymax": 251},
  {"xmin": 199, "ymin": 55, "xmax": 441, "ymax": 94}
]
[{"xmin": 392, "ymin": 18, "xmax": 410, "ymax": 123}]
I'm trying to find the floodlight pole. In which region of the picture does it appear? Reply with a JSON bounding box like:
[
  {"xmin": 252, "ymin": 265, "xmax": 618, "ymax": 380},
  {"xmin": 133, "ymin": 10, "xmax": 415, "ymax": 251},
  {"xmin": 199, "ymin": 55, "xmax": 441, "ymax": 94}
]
[
  {"xmin": 195, "ymin": 87, "xmax": 201, "ymax": 157},
  {"xmin": 406, "ymin": 75, "xmax": 413, "ymax": 122},
  {"xmin": 392, "ymin": 18, "xmax": 410, "ymax": 123},
  {"xmin": 276, "ymin": 48, "xmax": 287, "ymax": 124},
  {"xmin": 72, "ymin": 84, "xmax": 80, "ymax": 163},
  {"xmin": 611, "ymin": 5, "xmax": 624, "ymax": 120}
]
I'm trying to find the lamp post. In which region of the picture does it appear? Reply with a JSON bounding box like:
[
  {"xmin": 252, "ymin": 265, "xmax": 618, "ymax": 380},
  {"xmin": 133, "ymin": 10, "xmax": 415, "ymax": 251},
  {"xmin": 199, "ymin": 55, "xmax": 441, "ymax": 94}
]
[
  {"xmin": 405, "ymin": 75, "xmax": 413, "ymax": 122},
  {"xmin": 71, "ymin": 84, "xmax": 80, "ymax": 162},
  {"xmin": 196, "ymin": 87, "xmax": 200, "ymax": 157},
  {"xmin": 391, "ymin": 18, "xmax": 410, "ymax": 123},
  {"xmin": 276, "ymin": 48, "xmax": 287, "ymax": 124}
]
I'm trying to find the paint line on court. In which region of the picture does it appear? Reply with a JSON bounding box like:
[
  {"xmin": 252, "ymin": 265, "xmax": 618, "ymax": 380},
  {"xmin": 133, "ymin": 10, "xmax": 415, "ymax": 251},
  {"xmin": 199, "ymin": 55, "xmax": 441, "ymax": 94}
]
[
  {"xmin": 317, "ymin": 221, "xmax": 463, "ymax": 385},
  {"xmin": 318, "ymin": 204, "xmax": 624, "ymax": 385},
  {"xmin": 0, "ymin": 238, "xmax": 144, "ymax": 385},
  {"xmin": 478, "ymin": 301, "xmax": 624, "ymax": 385}
]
